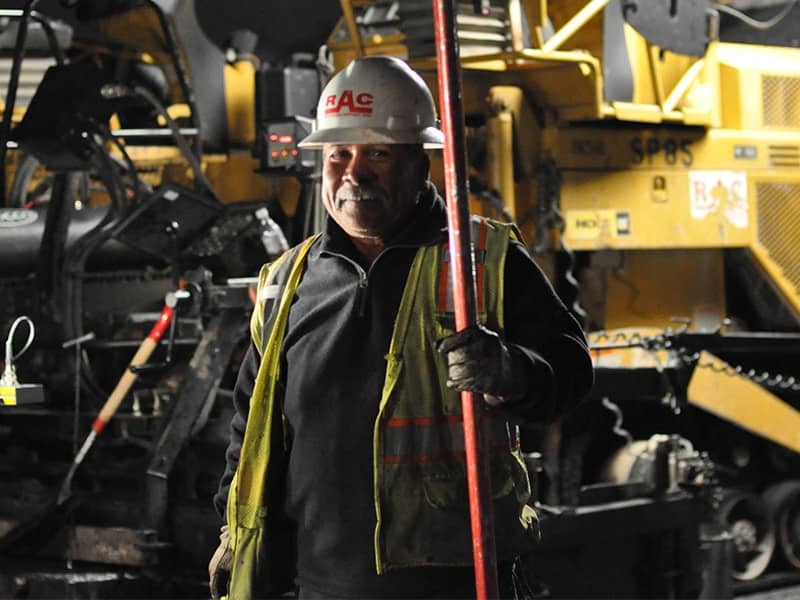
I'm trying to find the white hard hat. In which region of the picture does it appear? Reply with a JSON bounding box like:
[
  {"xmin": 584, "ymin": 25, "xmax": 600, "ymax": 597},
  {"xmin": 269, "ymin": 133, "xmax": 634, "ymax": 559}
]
[{"xmin": 298, "ymin": 55, "xmax": 444, "ymax": 149}]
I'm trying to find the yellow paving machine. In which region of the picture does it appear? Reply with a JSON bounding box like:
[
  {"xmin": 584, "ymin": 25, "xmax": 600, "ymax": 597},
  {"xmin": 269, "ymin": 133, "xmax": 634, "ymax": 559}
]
[{"xmin": 0, "ymin": 0, "xmax": 799, "ymax": 597}]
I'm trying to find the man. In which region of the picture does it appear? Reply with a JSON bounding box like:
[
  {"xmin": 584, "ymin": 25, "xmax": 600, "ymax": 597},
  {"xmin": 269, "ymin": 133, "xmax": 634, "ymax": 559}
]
[{"xmin": 210, "ymin": 55, "xmax": 593, "ymax": 599}]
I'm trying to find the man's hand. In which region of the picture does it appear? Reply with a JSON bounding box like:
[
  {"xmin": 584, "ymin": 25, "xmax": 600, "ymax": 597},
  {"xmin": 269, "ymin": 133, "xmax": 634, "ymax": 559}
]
[
  {"xmin": 209, "ymin": 525, "xmax": 232, "ymax": 600},
  {"xmin": 437, "ymin": 324, "xmax": 526, "ymax": 405}
]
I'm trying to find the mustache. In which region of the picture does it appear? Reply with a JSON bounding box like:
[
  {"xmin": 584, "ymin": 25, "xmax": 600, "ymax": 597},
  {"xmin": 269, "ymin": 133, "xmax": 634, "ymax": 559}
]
[{"xmin": 335, "ymin": 184, "xmax": 386, "ymax": 204}]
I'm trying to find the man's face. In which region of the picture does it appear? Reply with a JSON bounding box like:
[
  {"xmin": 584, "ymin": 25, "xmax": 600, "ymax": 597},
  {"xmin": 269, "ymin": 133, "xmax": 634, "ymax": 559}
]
[{"xmin": 321, "ymin": 143, "xmax": 426, "ymax": 241}]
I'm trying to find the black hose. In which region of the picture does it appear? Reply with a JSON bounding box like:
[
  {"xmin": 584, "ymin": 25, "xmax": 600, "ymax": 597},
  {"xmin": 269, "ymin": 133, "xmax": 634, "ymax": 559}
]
[
  {"xmin": 61, "ymin": 135, "xmax": 129, "ymax": 402},
  {"xmin": 715, "ymin": 0, "xmax": 799, "ymax": 30},
  {"xmin": 8, "ymin": 152, "xmax": 40, "ymax": 207},
  {"xmin": 90, "ymin": 120, "xmax": 149, "ymax": 205},
  {"xmin": 149, "ymin": 1, "xmax": 203, "ymax": 161},
  {"xmin": 0, "ymin": 9, "xmax": 66, "ymax": 64},
  {"xmin": 555, "ymin": 241, "xmax": 589, "ymax": 330},
  {"xmin": 30, "ymin": 11, "xmax": 66, "ymax": 64},
  {"xmin": 131, "ymin": 85, "xmax": 215, "ymax": 196}
]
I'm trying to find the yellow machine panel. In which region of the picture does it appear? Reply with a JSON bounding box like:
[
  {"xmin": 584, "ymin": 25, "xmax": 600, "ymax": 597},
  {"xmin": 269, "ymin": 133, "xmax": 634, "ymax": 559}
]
[
  {"xmin": 689, "ymin": 351, "xmax": 800, "ymax": 454},
  {"xmin": 602, "ymin": 250, "xmax": 726, "ymax": 331}
]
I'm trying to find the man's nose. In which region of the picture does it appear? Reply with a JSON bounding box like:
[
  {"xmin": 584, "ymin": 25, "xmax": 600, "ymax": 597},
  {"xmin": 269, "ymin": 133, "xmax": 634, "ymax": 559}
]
[{"xmin": 344, "ymin": 152, "xmax": 374, "ymax": 184}]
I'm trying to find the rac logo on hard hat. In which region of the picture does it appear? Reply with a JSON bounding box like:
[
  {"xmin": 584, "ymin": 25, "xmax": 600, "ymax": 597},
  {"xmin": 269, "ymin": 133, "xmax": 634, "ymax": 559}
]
[{"xmin": 324, "ymin": 90, "xmax": 374, "ymax": 117}]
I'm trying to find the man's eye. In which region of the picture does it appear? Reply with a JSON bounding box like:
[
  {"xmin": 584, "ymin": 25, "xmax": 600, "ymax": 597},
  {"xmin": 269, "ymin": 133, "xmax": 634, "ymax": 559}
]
[
  {"xmin": 330, "ymin": 150, "xmax": 350, "ymax": 161},
  {"xmin": 368, "ymin": 149, "xmax": 390, "ymax": 159}
]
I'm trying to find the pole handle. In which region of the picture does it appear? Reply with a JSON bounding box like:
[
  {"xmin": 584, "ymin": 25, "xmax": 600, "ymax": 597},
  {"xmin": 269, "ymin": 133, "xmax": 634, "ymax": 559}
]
[
  {"xmin": 93, "ymin": 304, "xmax": 173, "ymax": 431},
  {"xmin": 432, "ymin": 0, "xmax": 500, "ymax": 598}
]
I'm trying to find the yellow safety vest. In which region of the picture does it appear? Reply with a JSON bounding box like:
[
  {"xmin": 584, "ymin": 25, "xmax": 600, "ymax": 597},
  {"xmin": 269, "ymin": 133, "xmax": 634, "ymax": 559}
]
[{"xmin": 226, "ymin": 218, "xmax": 537, "ymax": 599}]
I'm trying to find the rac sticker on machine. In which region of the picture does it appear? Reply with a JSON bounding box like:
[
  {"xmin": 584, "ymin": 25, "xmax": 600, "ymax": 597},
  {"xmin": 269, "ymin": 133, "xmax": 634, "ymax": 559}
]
[{"xmin": 688, "ymin": 170, "xmax": 748, "ymax": 228}]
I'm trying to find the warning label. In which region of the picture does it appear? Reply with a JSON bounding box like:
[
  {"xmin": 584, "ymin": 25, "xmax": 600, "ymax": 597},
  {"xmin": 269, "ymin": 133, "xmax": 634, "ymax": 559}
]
[
  {"xmin": 688, "ymin": 171, "xmax": 748, "ymax": 229},
  {"xmin": 567, "ymin": 210, "xmax": 630, "ymax": 240}
]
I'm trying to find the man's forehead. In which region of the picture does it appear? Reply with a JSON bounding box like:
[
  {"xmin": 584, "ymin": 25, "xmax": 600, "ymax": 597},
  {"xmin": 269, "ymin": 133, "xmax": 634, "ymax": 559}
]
[
  {"xmin": 323, "ymin": 143, "xmax": 423, "ymax": 156},
  {"xmin": 324, "ymin": 143, "xmax": 394, "ymax": 151}
]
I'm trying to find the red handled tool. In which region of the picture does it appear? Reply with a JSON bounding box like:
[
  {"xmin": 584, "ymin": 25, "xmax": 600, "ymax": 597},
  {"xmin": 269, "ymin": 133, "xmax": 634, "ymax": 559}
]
[
  {"xmin": 56, "ymin": 299, "xmax": 175, "ymax": 505},
  {"xmin": 432, "ymin": 0, "xmax": 500, "ymax": 597}
]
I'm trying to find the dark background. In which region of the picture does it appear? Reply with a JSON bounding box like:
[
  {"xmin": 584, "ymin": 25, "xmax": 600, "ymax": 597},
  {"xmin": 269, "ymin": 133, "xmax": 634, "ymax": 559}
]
[
  {"xmin": 0, "ymin": 0, "xmax": 342, "ymax": 63},
  {"xmin": 0, "ymin": 0, "xmax": 797, "ymax": 66}
]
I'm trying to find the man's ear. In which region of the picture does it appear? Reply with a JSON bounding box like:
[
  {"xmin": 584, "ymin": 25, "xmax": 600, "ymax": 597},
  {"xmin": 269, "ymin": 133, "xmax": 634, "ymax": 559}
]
[{"xmin": 417, "ymin": 150, "xmax": 431, "ymax": 189}]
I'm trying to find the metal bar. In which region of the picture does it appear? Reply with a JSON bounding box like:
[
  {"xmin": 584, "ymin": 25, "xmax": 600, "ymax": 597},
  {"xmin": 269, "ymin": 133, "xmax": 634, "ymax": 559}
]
[
  {"xmin": 340, "ymin": 0, "xmax": 365, "ymax": 57},
  {"xmin": 590, "ymin": 330, "xmax": 800, "ymax": 353},
  {"xmin": 662, "ymin": 58, "xmax": 705, "ymax": 114},
  {"xmin": 507, "ymin": 0, "xmax": 526, "ymax": 52},
  {"xmin": 646, "ymin": 42, "xmax": 665, "ymax": 108},
  {"xmin": 677, "ymin": 331, "xmax": 800, "ymax": 354},
  {"xmin": 111, "ymin": 127, "xmax": 199, "ymax": 137},
  {"xmin": 541, "ymin": 0, "xmax": 609, "ymax": 53},
  {"xmin": 432, "ymin": 1, "xmax": 499, "ymax": 598},
  {"xmin": 0, "ymin": 0, "xmax": 39, "ymax": 205},
  {"xmin": 81, "ymin": 338, "xmax": 199, "ymax": 349},
  {"xmin": 224, "ymin": 277, "xmax": 260, "ymax": 286},
  {"xmin": 145, "ymin": 309, "xmax": 248, "ymax": 533}
]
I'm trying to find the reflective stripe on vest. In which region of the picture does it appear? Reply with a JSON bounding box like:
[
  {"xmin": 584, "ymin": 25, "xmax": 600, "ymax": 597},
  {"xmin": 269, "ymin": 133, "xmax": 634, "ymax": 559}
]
[
  {"xmin": 383, "ymin": 413, "xmax": 521, "ymax": 464},
  {"xmin": 437, "ymin": 217, "xmax": 489, "ymax": 315}
]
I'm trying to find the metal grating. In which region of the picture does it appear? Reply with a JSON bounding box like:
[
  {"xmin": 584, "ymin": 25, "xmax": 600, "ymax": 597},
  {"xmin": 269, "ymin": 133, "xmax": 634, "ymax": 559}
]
[
  {"xmin": 0, "ymin": 57, "xmax": 55, "ymax": 112},
  {"xmin": 768, "ymin": 144, "xmax": 800, "ymax": 167},
  {"xmin": 762, "ymin": 75, "xmax": 800, "ymax": 128},
  {"xmin": 400, "ymin": 2, "xmax": 510, "ymax": 58},
  {"xmin": 757, "ymin": 181, "xmax": 800, "ymax": 295}
]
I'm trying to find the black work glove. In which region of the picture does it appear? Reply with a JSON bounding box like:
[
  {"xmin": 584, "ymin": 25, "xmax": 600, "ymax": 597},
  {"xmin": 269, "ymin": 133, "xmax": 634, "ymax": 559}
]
[{"xmin": 437, "ymin": 324, "xmax": 526, "ymax": 406}]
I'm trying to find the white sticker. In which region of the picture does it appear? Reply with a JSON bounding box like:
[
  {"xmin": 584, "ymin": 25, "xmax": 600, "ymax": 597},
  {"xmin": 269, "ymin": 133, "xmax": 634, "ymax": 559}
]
[
  {"xmin": 566, "ymin": 210, "xmax": 630, "ymax": 240},
  {"xmin": 688, "ymin": 171, "xmax": 748, "ymax": 228}
]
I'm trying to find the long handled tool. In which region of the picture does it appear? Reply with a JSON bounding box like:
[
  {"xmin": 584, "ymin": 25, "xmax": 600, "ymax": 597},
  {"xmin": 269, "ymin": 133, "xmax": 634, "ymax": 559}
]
[
  {"xmin": 56, "ymin": 299, "xmax": 175, "ymax": 505},
  {"xmin": 431, "ymin": 1, "xmax": 500, "ymax": 598}
]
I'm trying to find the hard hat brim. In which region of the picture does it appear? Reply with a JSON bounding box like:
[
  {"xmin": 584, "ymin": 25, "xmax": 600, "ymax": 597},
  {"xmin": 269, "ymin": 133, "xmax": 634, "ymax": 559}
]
[{"xmin": 298, "ymin": 126, "xmax": 444, "ymax": 149}]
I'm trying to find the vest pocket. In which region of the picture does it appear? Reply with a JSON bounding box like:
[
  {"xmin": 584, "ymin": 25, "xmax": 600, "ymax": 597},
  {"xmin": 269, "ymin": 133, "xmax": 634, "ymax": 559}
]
[
  {"xmin": 422, "ymin": 463, "xmax": 469, "ymax": 509},
  {"xmin": 382, "ymin": 453, "xmax": 535, "ymax": 568},
  {"xmin": 420, "ymin": 453, "xmax": 524, "ymax": 511}
]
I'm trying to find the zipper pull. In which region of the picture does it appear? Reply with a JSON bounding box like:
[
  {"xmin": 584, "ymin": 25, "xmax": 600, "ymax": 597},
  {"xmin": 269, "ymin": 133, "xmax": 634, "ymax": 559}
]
[{"xmin": 357, "ymin": 277, "xmax": 368, "ymax": 317}]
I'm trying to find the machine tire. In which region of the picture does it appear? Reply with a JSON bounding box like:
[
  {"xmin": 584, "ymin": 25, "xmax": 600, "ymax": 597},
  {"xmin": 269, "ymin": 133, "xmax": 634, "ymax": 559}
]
[
  {"xmin": 763, "ymin": 480, "xmax": 800, "ymax": 570},
  {"xmin": 9, "ymin": 153, "xmax": 41, "ymax": 208},
  {"xmin": 716, "ymin": 489, "xmax": 775, "ymax": 581}
]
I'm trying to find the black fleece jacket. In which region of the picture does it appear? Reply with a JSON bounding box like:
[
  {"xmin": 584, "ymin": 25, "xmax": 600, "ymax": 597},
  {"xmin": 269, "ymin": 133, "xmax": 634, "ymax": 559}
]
[{"xmin": 214, "ymin": 183, "xmax": 593, "ymax": 597}]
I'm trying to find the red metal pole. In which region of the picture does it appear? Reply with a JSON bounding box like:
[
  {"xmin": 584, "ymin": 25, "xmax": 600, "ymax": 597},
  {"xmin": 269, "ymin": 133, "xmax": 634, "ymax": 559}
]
[{"xmin": 431, "ymin": 1, "xmax": 500, "ymax": 598}]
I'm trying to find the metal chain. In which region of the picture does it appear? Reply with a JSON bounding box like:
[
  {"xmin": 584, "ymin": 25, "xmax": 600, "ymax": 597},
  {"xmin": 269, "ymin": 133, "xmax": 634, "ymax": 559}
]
[
  {"xmin": 588, "ymin": 329, "xmax": 648, "ymax": 347},
  {"xmin": 588, "ymin": 328, "xmax": 800, "ymax": 392},
  {"xmin": 675, "ymin": 349, "xmax": 800, "ymax": 392}
]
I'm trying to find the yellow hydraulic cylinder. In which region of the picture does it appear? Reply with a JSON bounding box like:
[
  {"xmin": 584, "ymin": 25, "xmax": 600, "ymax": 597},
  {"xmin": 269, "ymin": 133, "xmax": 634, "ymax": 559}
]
[{"xmin": 486, "ymin": 111, "xmax": 516, "ymax": 220}]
